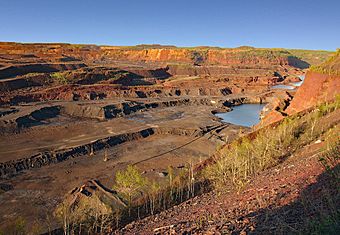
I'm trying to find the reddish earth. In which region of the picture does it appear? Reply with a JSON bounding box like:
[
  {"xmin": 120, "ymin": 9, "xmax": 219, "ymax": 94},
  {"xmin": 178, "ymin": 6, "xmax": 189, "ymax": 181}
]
[
  {"xmin": 260, "ymin": 51, "xmax": 340, "ymax": 126},
  {"xmin": 120, "ymin": 122, "xmax": 340, "ymax": 234},
  {"xmin": 0, "ymin": 42, "xmax": 305, "ymax": 67},
  {"xmin": 286, "ymin": 71, "xmax": 340, "ymax": 114},
  {"xmin": 259, "ymin": 71, "xmax": 340, "ymax": 126}
]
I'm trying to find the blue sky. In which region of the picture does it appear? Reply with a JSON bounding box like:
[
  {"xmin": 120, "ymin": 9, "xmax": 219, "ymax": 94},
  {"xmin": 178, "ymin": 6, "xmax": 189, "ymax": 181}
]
[{"xmin": 0, "ymin": 0, "xmax": 339, "ymax": 50}]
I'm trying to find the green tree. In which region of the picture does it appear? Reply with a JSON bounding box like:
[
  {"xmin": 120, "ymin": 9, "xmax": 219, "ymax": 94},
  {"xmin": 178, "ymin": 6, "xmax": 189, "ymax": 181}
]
[
  {"xmin": 148, "ymin": 180, "xmax": 160, "ymax": 215},
  {"xmin": 114, "ymin": 165, "xmax": 147, "ymax": 215}
]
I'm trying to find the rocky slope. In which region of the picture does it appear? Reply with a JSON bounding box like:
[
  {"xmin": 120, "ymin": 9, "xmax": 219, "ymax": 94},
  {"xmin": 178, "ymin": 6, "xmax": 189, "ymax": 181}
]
[
  {"xmin": 259, "ymin": 49, "xmax": 340, "ymax": 126},
  {"xmin": 121, "ymin": 128, "xmax": 339, "ymax": 234},
  {"xmin": 1, "ymin": 42, "xmax": 331, "ymax": 108},
  {"xmin": 0, "ymin": 42, "xmax": 330, "ymax": 79},
  {"xmin": 0, "ymin": 42, "xmax": 316, "ymax": 67},
  {"xmin": 287, "ymin": 49, "xmax": 340, "ymax": 113}
]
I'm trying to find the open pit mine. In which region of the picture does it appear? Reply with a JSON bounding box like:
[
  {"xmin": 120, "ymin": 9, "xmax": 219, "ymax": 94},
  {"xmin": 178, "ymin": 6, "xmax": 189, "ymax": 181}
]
[{"xmin": 0, "ymin": 42, "xmax": 337, "ymax": 233}]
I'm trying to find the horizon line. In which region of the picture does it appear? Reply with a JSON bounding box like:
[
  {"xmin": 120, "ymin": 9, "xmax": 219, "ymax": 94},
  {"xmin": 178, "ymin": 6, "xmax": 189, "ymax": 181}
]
[{"xmin": 0, "ymin": 41, "xmax": 335, "ymax": 52}]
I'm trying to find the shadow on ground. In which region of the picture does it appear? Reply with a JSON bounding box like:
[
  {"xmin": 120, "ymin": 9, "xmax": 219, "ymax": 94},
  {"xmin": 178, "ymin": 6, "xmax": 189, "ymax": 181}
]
[{"xmin": 247, "ymin": 164, "xmax": 340, "ymax": 234}]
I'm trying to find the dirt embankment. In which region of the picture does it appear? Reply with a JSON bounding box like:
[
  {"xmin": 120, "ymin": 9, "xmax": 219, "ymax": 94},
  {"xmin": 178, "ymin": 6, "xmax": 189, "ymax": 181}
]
[
  {"xmin": 0, "ymin": 42, "xmax": 300, "ymax": 66},
  {"xmin": 0, "ymin": 63, "xmax": 86, "ymax": 79},
  {"xmin": 62, "ymin": 98, "xmax": 231, "ymax": 120},
  {"xmin": 0, "ymin": 85, "xmax": 232, "ymax": 105},
  {"xmin": 0, "ymin": 42, "xmax": 306, "ymax": 80},
  {"xmin": 0, "ymin": 128, "xmax": 154, "ymax": 179},
  {"xmin": 0, "ymin": 94, "xmax": 262, "ymax": 134},
  {"xmin": 0, "ymin": 124, "xmax": 214, "ymax": 179}
]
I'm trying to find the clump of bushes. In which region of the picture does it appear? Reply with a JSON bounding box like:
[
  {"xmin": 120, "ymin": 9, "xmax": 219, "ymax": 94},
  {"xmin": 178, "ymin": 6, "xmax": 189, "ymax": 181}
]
[
  {"xmin": 112, "ymin": 164, "xmax": 197, "ymax": 219},
  {"xmin": 234, "ymin": 49, "xmax": 291, "ymax": 62},
  {"xmin": 309, "ymin": 65, "xmax": 340, "ymax": 76},
  {"xmin": 55, "ymin": 194, "xmax": 114, "ymax": 234},
  {"xmin": 56, "ymin": 163, "xmax": 199, "ymax": 234},
  {"xmin": 50, "ymin": 72, "xmax": 68, "ymax": 84}
]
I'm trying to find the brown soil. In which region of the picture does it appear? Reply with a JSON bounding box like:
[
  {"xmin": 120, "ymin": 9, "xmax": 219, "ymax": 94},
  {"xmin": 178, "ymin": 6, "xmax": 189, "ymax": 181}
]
[{"xmin": 0, "ymin": 99, "xmax": 243, "ymax": 231}]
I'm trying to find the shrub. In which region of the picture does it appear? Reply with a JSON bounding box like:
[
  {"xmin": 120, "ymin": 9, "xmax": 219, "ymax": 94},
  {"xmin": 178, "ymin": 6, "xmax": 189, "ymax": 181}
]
[
  {"xmin": 55, "ymin": 194, "xmax": 114, "ymax": 234},
  {"xmin": 317, "ymin": 94, "xmax": 340, "ymax": 116},
  {"xmin": 50, "ymin": 72, "xmax": 68, "ymax": 84}
]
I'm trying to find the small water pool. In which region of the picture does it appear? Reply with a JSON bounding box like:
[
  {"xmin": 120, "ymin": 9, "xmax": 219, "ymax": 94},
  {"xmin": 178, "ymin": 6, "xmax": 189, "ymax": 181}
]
[
  {"xmin": 272, "ymin": 84, "xmax": 295, "ymax": 90},
  {"xmin": 272, "ymin": 75, "xmax": 305, "ymax": 90},
  {"xmin": 215, "ymin": 103, "xmax": 266, "ymax": 127}
]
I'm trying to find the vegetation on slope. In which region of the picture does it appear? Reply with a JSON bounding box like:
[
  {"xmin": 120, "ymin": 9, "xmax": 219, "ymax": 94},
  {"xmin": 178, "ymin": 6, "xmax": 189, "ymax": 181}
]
[
  {"xmin": 204, "ymin": 96, "xmax": 340, "ymax": 190},
  {"xmin": 310, "ymin": 49, "xmax": 340, "ymax": 75},
  {"xmin": 233, "ymin": 48, "xmax": 291, "ymax": 61},
  {"xmin": 289, "ymin": 49, "xmax": 334, "ymax": 66},
  {"xmin": 304, "ymin": 130, "xmax": 339, "ymax": 234}
]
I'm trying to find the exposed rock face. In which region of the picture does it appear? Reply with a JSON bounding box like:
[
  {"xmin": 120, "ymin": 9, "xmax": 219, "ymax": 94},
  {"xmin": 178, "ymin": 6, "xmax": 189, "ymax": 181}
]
[
  {"xmin": 259, "ymin": 72, "xmax": 340, "ymax": 126},
  {"xmin": 286, "ymin": 51, "xmax": 340, "ymax": 114},
  {"xmin": 1, "ymin": 42, "xmax": 326, "ymax": 108},
  {"xmin": 0, "ymin": 42, "xmax": 307, "ymax": 70},
  {"xmin": 260, "ymin": 50, "xmax": 340, "ymax": 126},
  {"xmin": 0, "ymin": 128, "xmax": 156, "ymax": 178},
  {"xmin": 286, "ymin": 71, "xmax": 340, "ymax": 114}
]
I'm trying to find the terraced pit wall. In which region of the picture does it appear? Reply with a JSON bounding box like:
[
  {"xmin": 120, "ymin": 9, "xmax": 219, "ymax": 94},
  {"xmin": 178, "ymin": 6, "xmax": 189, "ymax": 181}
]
[{"xmin": 0, "ymin": 126, "xmax": 210, "ymax": 179}]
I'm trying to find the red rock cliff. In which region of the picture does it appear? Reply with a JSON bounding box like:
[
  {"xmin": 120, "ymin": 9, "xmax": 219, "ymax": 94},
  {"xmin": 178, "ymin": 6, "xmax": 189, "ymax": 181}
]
[
  {"xmin": 0, "ymin": 42, "xmax": 300, "ymax": 67},
  {"xmin": 286, "ymin": 71, "xmax": 340, "ymax": 114},
  {"xmin": 259, "ymin": 50, "xmax": 340, "ymax": 127}
]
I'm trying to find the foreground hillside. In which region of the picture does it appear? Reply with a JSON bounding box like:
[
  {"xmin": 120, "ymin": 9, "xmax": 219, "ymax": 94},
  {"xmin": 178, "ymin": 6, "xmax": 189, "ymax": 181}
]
[{"xmin": 120, "ymin": 100, "xmax": 340, "ymax": 234}]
